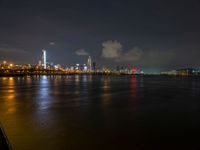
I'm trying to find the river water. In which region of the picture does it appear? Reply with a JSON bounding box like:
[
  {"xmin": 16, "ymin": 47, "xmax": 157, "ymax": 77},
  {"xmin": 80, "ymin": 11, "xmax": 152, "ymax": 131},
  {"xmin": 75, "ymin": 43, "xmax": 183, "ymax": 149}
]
[{"xmin": 0, "ymin": 75, "xmax": 200, "ymax": 150}]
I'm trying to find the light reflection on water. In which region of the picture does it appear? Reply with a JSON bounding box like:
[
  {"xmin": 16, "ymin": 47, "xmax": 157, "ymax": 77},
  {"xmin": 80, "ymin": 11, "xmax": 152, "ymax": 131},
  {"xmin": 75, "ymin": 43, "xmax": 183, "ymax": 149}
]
[
  {"xmin": 37, "ymin": 76, "xmax": 51, "ymax": 110},
  {"xmin": 2, "ymin": 77, "xmax": 17, "ymax": 114},
  {"xmin": 129, "ymin": 75, "xmax": 139, "ymax": 111},
  {"xmin": 101, "ymin": 77, "xmax": 111, "ymax": 105},
  {"xmin": 0, "ymin": 76, "xmax": 200, "ymax": 150}
]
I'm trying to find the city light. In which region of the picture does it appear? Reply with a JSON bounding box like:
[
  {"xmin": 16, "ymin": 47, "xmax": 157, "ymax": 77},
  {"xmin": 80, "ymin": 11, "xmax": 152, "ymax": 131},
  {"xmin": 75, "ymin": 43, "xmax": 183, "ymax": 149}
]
[
  {"xmin": 0, "ymin": 50, "xmax": 199, "ymax": 76},
  {"xmin": 42, "ymin": 50, "xmax": 47, "ymax": 69}
]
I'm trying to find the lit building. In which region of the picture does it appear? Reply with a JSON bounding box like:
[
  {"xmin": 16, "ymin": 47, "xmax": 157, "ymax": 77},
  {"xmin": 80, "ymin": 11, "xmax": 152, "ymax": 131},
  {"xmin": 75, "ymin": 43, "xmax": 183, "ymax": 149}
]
[
  {"xmin": 42, "ymin": 50, "xmax": 47, "ymax": 69},
  {"xmin": 161, "ymin": 70, "xmax": 177, "ymax": 75},
  {"xmin": 70, "ymin": 66, "xmax": 74, "ymax": 71},
  {"xmin": 83, "ymin": 64, "xmax": 87, "ymax": 72},
  {"xmin": 132, "ymin": 67, "xmax": 139, "ymax": 75},
  {"xmin": 176, "ymin": 68, "xmax": 199, "ymax": 76},
  {"xmin": 161, "ymin": 68, "xmax": 200, "ymax": 76},
  {"xmin": 87, "ymin": 56, "xmax": 92, "ymax": 71},
  {"xmin": 38, "ymin": 60, "xmax": 42, "ymax": 66},
  {"xmin": 54, "ymin": 64, "xmax": 61, "ymax": 70},
  {"xmin": 75, "ymin": 64, "xmax": 80, "ymax": 70}
]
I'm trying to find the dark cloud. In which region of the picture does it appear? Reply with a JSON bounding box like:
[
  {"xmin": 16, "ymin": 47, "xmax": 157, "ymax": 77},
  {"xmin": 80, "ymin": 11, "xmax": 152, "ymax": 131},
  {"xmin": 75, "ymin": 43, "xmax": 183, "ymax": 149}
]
[
  {"xmin": 0, "ymin": 46, "xmax": 32, "ymax": 64},
  {"xmin": 117, "ymin": 47, "xmax": 143, "ymax": 62},
  {"xmin": 0, "ymin": 0, "xmax": 200, "ymax": 70}
]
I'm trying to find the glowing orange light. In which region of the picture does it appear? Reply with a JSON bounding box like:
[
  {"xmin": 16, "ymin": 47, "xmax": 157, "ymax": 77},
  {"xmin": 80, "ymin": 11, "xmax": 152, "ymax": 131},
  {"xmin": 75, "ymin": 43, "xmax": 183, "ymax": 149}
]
[{"xmin": 9, "ymin": 77, "xmax": 13, "ymax": 80}]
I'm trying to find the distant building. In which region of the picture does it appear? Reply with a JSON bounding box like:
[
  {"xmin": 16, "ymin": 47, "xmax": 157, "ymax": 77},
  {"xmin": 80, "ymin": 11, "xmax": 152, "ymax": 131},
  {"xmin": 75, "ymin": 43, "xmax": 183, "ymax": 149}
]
[
  {"xmin": 54, "ymin": 64, "xmax": 61, "ymax": 70},
  {"xmin": 70, "ymin": 66, "xmax": 74, "ymax": 71},
  {"xmin": 83, "ymin": 64, "xmax": 87, "ymax": 71},
  {"xmin": 161, "ymin": 68, "xmax": 200, "ymax": 76},
  {"xmin": 92, "ymin": 62, "xmax": 96, "ymax": 71},
  {"xmin": 38, "ymin": 60, "xmax": 42, "ymax": 66},
  {"xmin": 132, "ymin": 67, "xmax": 138, "ymax": 75},
  {"xmin": 161, "ymin": 70, "xmax": 177, "ymax": 75},
  {"xmin": 42, "ymin": 50, "xmax": 47, "ymax": 69},
  {"xmin": 116, "ymin": 66, "xmax": 120, "ymax": 72},
  {"xmin": 176, "ymin": 68, "xmax": 198, "ymax": 76},
  {"xmin": 87, "ymin": 56, "xmax": 92, "ymax": 71},
  {"xmin": 75, "ymin": 64, "xmax": 80, "ymax": 70}
]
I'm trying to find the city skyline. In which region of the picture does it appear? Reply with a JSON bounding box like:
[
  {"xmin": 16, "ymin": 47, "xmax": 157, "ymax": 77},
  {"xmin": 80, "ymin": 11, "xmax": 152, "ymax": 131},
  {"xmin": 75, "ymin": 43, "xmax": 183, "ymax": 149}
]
[
  {"xmin": 0, "ymin": 47, "xmax": 199, "ymax": 73},
  {"xmin": 0, "ymin": 0, "xmax": 200, "ymax": 72}
]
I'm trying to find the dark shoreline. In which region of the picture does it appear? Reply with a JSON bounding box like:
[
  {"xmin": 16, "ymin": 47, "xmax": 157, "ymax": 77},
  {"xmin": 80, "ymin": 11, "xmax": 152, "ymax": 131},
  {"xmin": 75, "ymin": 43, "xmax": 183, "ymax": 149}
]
[
  {"xmin": 0, "ymin": 126, "xmax": 12, "ymax": 150},
  {"xmin": 0, "ymin": 73, "xmax": 200, "ymax": 78}
]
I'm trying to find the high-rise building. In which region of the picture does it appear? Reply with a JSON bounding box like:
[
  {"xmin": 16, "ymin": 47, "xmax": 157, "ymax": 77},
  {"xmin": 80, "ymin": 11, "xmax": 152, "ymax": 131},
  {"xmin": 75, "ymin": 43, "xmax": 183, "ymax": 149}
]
[
  {"xmin": 92, "ymin": 62, "xmax": 96, "ymax": 71},
  {"xmin": 38, "ymin": 60, "xmax": 42, "ymax": 66},
  {"xmin": 87, "ymin": 56, "xmax": 92, "ymax": 71},
  {"xmin": 42, "ymin": 50, "xmax": 47, "ymax": 69}
]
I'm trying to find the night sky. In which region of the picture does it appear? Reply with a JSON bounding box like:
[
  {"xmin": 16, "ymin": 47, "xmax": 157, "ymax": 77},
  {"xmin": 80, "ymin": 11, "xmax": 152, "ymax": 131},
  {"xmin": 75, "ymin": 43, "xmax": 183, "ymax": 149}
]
[{"xmin": 0, "ymin": 0, "xmax": 200, "ymax": 72}]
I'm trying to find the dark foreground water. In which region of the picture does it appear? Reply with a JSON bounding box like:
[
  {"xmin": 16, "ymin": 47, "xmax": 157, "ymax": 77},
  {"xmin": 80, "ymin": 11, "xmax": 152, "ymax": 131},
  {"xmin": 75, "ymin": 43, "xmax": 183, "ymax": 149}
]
[{"xmin": 0, "ymin": 75, "xmax": 200, "ymax": 150}]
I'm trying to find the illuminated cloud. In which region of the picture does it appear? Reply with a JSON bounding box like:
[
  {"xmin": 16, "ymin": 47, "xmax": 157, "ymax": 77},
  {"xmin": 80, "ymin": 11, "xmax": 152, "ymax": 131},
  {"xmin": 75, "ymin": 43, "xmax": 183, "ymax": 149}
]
[
  {"xmin": 75, "ymin": 49, "xmax": 89, "ymax": 56},
  {"xmin": 102, "ymin": 40, "xmax": 122, "ymax": 58},
  {"xmin": 49, "ymin": 42, "xmax": 55, "ymax": 45},
  {"xmin": 101, "ymin": 40, "xmax": 143, "ymax": 62},
  {"xmin": 101, "ymin": 40, "xmax": 174, "ymax": 67}
]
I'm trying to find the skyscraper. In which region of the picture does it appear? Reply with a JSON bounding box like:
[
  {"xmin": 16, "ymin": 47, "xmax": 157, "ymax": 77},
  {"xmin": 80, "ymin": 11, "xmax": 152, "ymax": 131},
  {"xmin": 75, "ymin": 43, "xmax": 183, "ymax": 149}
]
[
  {"xmin": 92, "ymin": 62, "xmax": 96, "ymax": 71},
  {"xmin": 87, "ymin": 56, "xmax": 92, "ymax": 71},
  {"xmin": 42, "ymin": 50, "xmax": 47, "ymax": 69}
]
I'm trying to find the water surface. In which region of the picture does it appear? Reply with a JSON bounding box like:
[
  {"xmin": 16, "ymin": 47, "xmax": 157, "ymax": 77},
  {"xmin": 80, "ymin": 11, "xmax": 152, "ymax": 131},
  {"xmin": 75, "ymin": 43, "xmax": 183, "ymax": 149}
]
[{"xmin": 0, "ymin": 75, "xmax": 200, "ymax": 150}]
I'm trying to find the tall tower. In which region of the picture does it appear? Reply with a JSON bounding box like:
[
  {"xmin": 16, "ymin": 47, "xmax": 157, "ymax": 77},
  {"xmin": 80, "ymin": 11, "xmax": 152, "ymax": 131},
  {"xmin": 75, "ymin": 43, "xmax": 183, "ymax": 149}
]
[
  {"xmin": 87, "ymin": 56, "xmax": 92, "ymax": 71},
  {"xmin": 42, "ymin": 49, "xmax": 47, "ymax": 69}
]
